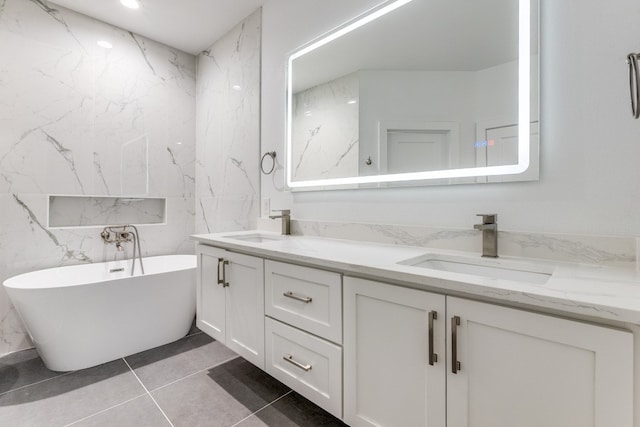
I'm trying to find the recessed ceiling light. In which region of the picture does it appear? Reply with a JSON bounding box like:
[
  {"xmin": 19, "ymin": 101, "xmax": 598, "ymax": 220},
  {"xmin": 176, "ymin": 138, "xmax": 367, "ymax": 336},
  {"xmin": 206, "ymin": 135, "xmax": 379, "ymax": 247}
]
[
  {"xmin": 97, "ymin": 40, "xmax": 113, "ymax": 49},
  {"xmin": 120, "ymin": 0, "xmax": 140, "ymax": 10}
]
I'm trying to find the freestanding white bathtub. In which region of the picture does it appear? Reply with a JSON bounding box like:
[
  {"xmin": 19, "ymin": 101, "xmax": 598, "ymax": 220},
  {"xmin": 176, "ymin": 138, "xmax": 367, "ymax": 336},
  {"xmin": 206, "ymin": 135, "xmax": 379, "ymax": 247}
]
[{"xmin": 3, "ymin": 255, "xmax": 196, "ymax": 372}]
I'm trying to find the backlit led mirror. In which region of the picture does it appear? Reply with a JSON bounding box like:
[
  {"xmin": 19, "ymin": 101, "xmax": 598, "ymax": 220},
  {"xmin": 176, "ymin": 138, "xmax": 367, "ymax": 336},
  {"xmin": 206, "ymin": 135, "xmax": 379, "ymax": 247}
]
[{"xmin": 286, "ymin": 0, "xmax": 539, "ymax": 190}]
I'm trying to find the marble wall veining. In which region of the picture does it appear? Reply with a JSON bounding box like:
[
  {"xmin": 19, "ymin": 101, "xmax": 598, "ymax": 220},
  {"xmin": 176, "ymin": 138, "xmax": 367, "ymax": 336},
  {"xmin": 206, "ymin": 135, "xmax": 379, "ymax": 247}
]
[
  {"xmin": 276, "ymin": 219, "xmax": 636, "ymax": 269},
  {"xmin": 0, "ymin": 0, "xmax": 196, "ymax": 356},
  {"xmin": 195, "ymin": 9, "xmax": 261, "ymax": 234},
  {"xmin": 48, "ymin": 196, "xmax": 166, "ymax": 227},
  {"xmin": 291, "ymin": 72, "xmax": 359, "ymax": 182}
]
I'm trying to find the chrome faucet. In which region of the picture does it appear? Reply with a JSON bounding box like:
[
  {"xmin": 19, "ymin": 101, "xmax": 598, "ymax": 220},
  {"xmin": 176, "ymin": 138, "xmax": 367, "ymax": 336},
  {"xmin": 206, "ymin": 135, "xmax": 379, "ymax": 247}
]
[
  {"xmin": 269, "ymin": 209, "xmax": 291, "ymax": 235},
  {"xmin": 100, "ymin": 225, "xmax": 145, "ymax": 275},
  {"xmin": 474, "ymin": 214, "xmax": 498, "ymax": 258}
]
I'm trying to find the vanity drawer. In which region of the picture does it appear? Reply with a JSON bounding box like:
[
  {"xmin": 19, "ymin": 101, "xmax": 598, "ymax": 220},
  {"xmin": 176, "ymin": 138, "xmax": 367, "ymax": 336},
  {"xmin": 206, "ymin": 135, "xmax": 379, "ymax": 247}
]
[
  {"xmin": 265, "ymin": 318, "xmax": 342, "ymax": 418},
  {"xmin": 265, "ymin": 260, "xmax": 342, "ymax": 343}
]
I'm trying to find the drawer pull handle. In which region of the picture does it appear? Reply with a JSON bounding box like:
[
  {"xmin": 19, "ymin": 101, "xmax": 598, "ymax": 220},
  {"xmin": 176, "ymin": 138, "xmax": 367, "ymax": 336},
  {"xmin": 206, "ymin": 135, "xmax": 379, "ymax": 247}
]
[
  {"xmin": 283, "ymin": 354, "xmax": 312, "ymax": 372},
  {"xmin": 283, "ymin": 291, "xmax": 312, "ymax": 303}
]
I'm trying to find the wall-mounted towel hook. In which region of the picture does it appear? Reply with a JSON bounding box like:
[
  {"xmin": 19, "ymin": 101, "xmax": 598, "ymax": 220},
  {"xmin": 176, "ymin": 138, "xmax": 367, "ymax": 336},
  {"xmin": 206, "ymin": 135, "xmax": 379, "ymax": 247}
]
[
  {"xmin": 627, "ymin": 53, "xmax": 640, "ymax": 118},
  {"xmin": 261, "ymin": 151, "xmax": 276, "ymax": 174}
]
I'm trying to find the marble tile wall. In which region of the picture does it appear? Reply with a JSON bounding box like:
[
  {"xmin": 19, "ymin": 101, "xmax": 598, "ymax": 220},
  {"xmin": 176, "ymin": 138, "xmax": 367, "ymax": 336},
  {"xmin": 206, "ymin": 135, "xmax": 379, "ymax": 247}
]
[
  {"xmin": 291, "ymin": 72, "xmax": 359, "ymax": 182},
  {"xmin": 0, "ymin": 0, "xmax": 196, "ymax": 356},
  {"xmin": 48, "ymin": 196, "xmax": 166, "ymax": 227},
  {"xmin": 195, "ymin": 9, "xmax": 261, "ymax": 234}
]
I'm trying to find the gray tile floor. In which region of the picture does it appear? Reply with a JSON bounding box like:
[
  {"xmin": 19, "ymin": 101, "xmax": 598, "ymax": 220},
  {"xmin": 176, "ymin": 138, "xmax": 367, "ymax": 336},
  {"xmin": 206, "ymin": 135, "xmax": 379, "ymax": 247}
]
[{"xmin": 0, "ymin": 329, "xmax": 347, "ymax": 427}]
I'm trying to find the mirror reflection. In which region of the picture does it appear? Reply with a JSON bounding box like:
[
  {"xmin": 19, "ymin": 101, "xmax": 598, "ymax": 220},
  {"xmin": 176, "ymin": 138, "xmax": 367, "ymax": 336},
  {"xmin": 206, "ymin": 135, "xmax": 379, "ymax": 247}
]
[{"xmin": 287, "ymin": 0, "xmax": 538, "ymax": 189}]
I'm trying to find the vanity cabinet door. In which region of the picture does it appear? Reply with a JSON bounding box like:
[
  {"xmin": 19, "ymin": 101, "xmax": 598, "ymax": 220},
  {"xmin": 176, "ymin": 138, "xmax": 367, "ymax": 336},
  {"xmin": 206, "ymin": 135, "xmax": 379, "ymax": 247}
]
[
  {"xmin": 446, "ymin": 297, "xmax": 634, "ymax": 427},
  {"xmin": 195, "ymin": 245, "xmax": 265, "ymax": 370},
  {"xmin": 224, "ymin": 251, "xmax": 265, "ymax": 369},
  {"xmin": 196, "ymin": 244, "xmax": 227, "ymax": 343},
  {"xmin": 344, "ymin": 277, "xmax": 446, "ymax": 427}
]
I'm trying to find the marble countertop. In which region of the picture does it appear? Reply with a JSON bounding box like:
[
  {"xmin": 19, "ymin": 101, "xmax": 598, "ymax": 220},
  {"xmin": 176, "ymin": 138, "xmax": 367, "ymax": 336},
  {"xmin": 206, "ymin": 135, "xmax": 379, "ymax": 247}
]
[{"xmin": 191, "ymin": 230, "xmax": 640, "ymax": 325}]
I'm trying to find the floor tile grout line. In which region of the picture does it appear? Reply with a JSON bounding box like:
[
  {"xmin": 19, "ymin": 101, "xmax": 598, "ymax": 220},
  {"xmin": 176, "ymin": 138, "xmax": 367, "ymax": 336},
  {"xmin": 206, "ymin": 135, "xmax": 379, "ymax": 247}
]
[
  {"xmin": 62, "ymin": 392, "xmax": 149, "ymax": 427},
  {"xmin": 0, "ymin": 370, "xmax": 74, "ymax": 397},
  {"xmin": 229, "ymin": 390, "xmax": 294, "ymax": 427},
  {"xmin": 146, "ymin": 354, "xmax": 241, "ymax": 394},
  {"xmin": 0, "ymin": 331, "xmax": 205, "ymax": 398},
  {"xmin": 123, "ymin": 358, "xmax": 175, "ymax": 427}
]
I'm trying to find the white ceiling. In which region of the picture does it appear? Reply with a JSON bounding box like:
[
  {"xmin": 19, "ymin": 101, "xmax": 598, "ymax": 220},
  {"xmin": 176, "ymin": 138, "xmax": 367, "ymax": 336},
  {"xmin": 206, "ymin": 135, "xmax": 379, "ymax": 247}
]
[
  {"xmin": 293, "ymin": 0, "xmax": 525, "ymax": 92},
  {"xmin": 49, "ymin": 0, "xmax": 266, "ymax": 55}
]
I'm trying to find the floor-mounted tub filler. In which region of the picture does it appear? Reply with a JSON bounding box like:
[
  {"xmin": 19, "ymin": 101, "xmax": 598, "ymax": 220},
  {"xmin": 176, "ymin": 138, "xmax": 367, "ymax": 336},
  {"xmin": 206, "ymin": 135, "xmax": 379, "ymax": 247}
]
[{"xmin": 3, "ymin": 255, "xmax": 196, "ymax": 371}]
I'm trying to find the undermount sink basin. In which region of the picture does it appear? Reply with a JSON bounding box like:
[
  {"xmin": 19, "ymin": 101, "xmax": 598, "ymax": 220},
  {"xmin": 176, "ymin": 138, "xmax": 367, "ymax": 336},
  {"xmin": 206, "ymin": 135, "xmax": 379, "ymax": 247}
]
[
  {"xmin": 222, "ymin": 233, "xmax": 283, "ymax": 243},
  {"xmin": 398, "ymin": 253, "xmax": 553, "ymax": 284}
]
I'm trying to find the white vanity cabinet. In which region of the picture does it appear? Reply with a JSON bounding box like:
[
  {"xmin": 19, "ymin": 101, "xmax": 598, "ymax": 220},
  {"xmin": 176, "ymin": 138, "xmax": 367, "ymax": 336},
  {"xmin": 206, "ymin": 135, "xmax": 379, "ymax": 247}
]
[
  {"xmin": 193, "ymin": 234, "xmax": 637, "ymax": 427},
  {"xmin": 344, "ymin": 277, "xmax": 447, "ymax": 426},
  {"xmin": 196, "ymin": 244, "xmax": 264, "ymax": 369},
  {"xmin": 264, "ymin": 260, "xmax": 342, "ymax": 343},
  {"xmin": 264, "ymin": 260, "xmax": 343, "ymax": 418},
  {"xmin": 344, "ymin": 277, "xmax": 634, "ymax": 427},
  {"xmin": 446, "ymin": 296, "xmax": 634, "ymax": 427}
]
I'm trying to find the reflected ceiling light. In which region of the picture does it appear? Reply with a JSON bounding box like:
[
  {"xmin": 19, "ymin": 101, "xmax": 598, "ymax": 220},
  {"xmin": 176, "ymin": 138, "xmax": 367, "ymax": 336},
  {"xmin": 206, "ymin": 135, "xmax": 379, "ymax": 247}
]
[
  {"xmin": 289, "ymin": 0, "xmax": 415, "ymax": 60},
  {"xmin": 347, "ymin": 99, "xmax": 357, "ymax": 105},
  {"xmin": 232, "ymin": 84, "xmax": 242, "ymax": 91},
  {"xmin": 120, "ymin": 0, "xmax": 140, "ymax": 10},
  {"xmin": 97, "ymin": 40, "xmax": 113, "ymax": 49}
]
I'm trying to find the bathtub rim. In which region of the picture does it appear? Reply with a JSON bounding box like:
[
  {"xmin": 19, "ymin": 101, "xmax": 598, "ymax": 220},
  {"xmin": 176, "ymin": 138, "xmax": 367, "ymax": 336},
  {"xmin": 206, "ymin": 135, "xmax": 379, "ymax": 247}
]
[{"xmin": 3, "ymin": 254, "xmax": 196, "ymax": 290}]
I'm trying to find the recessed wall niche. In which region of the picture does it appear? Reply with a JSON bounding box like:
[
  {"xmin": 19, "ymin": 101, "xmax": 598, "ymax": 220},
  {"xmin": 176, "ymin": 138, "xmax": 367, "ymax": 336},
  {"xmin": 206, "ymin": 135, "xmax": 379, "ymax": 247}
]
[{"xmin": 48, "ymin": 195, "xmax": 166, "ymax": 228}]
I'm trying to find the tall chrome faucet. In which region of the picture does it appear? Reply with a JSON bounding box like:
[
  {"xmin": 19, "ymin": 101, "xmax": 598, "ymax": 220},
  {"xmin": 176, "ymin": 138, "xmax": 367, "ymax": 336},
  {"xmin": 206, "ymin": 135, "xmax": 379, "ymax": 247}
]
[
  {"xmin": 474, "ymin": 214, "xmax": 498, "ymax": 258},
  {"xmin": 269, "ymin": 209, "xmax": 291, "ymax": 235}
]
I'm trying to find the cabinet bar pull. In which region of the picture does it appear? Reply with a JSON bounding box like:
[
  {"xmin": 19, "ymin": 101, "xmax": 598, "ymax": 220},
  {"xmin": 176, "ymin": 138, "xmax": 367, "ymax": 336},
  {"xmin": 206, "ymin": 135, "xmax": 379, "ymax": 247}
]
[
  {"xmin": 451, "ymin": 315, "xmax": 461, "ymax": 374},
  {"xmin": 221, "ymin": 260, "xmax": 229, "ymax": 287},
  {"xmin": 428, "ymin": 311, "xmax": 438, "ymax": 365},
  {"xmin": 283, "ymin": 291, "xmax": 312, "ymax": 303},
  {"xmin": 283, "ymin": 354, "xmax": 312, "ymax": 371},
  {"xmin": 217, "ymin": 258, "xmax": 224, "ymax": 285}
]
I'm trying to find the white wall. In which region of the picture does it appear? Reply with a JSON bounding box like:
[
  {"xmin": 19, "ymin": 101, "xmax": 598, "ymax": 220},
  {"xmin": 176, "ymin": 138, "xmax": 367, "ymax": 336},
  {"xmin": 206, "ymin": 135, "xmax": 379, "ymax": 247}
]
[
  {"xmin": 475, "ymin": 60, "xmax": 519, "ymax": 125},
  {"xmin": 261, "ymin": 0, "xmax": 640, "ymax": 237},
  {"xmin": 358, "ymin": 69, "xmax": 477, "ymax": 172}
]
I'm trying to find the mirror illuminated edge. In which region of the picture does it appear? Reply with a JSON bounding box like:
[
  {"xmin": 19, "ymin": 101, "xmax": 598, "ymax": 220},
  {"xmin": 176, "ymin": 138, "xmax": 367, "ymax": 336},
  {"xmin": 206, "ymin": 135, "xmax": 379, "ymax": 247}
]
[{"xmin": 285, "ymin": 0, "xmax": 537, "ymax": 191}]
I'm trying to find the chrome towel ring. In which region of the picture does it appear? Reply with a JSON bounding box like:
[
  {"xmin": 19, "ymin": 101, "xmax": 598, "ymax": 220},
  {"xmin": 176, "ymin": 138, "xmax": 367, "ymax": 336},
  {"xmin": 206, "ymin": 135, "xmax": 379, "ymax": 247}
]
[
  {"xmin": 261, "ymin": 151, "xmax": 276, "ymax": 174},
  {"xmin": 627, "ymin": 53, "xmax": 640, "ymax": 119}
]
